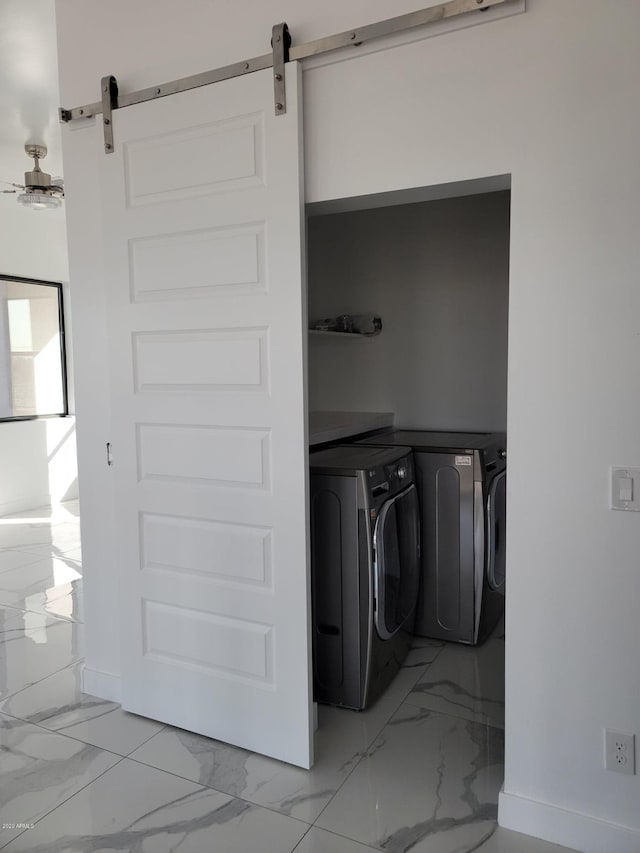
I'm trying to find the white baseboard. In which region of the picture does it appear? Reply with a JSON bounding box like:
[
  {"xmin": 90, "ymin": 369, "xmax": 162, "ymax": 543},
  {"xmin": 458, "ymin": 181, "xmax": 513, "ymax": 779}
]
[
  {"xmin": 0, "ymin": 490, "xmax": 79, "ymax": 517},
  {"xmin": 499, "ymin": 789, "xmax": 640, "ymax": 853},
  {"xmin": 81, "ymin": 665, "xmax": 122, "ymax": 704},
  {"xmin": 0, "ymin": 492, "xmax": 51, "ymax": 517}
]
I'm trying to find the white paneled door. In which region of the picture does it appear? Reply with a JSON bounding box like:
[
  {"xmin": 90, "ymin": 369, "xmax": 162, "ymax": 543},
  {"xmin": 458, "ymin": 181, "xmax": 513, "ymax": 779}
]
[{"xmin": 100, "ymin": 65, "xmax": 312, "ymax": 767}]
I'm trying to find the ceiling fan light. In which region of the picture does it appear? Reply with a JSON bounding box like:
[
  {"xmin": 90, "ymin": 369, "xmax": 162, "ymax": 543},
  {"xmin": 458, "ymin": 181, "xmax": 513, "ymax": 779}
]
[{"xmin": 17, "ymin": 190, "xmax": 62, "ymax": 210}]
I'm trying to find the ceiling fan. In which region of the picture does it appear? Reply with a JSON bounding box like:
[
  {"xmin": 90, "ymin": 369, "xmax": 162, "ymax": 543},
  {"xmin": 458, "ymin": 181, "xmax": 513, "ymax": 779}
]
[{"xmin": 1, "ymin": 144, "xmax": 64, "ymax": 210}]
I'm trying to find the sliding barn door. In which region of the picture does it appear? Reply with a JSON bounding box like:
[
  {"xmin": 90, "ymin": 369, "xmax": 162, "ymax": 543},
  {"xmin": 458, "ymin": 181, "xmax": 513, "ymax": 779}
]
[{"xmin": 100, "ymin": 64, "xmax": 312, "ymax": 767}]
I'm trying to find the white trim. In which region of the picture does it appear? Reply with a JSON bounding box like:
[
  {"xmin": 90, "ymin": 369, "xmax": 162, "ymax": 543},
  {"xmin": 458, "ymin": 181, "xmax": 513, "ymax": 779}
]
[
  {"xmin": 306, "ymin": 174, "xmax": 511, "ymax": 217},
  {"xmin": 499, "ymin": 789, "xmax": 640, "ymax": 853},
  {"xmin": 81, "ymin": 665, "xmax": 122, "ymax": 704}
]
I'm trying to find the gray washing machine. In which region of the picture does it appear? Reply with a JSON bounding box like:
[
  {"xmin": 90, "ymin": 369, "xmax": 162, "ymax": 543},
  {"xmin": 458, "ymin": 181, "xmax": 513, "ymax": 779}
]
[
  {"xmin": 309, "ymin": 444, "xmax": 420, "ymax": 710},
  {"xmin": 357, "ymin": 431, "xmax": 506, "ymax": 645}
]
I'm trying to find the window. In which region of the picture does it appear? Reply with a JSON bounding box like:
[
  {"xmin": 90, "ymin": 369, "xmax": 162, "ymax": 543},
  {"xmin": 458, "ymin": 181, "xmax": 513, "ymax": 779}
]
[{"xmin": 0, "ymin": 275, "xmax": 68, "ymax": 420}]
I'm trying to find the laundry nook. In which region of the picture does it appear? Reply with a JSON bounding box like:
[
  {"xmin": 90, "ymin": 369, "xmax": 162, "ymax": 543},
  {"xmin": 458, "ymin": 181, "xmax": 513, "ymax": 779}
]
[{"xmin": 0, "ymin": 1, "xmax": 637, "ymax": 851}]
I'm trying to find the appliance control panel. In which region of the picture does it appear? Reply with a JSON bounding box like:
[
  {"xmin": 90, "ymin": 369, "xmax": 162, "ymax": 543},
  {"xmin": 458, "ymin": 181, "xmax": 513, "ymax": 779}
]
[
  {"xmin": 364, "ymin": 452, "xmax": 414, "ymax": 504},
  {"xmin": 384, "ymin": 455, "xmax": 414, "ymax": 487}
]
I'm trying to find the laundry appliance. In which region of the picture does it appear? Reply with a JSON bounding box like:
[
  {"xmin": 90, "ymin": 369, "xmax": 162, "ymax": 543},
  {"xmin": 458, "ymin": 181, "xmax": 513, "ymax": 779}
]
[
  {"xmin": 357, "ymin": 431, "xmax": 506, "ymax": 645},
  {"xmin": 309, "ymin": 444, "xmax": 420, "ymax": 710}
]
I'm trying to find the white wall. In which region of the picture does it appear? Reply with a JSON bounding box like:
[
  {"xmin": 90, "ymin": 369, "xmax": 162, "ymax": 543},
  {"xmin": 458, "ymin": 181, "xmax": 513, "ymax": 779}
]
[
  {"xmin": 307, "ymin": 191, "xmax": 510, "ymax": 430},
  {"xmin": 0, "ymin": 146, "xmax": 77, "ymax": 515},
  {"xmin": 55, "ymin": 1, "xmax": 640, "ymax": 849}
]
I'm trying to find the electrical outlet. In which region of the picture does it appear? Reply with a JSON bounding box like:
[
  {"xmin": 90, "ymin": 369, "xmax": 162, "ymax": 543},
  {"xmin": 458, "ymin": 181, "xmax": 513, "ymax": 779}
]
[{"xmin": 604, "ymin": 730, "xmax": 636, "ymax": 775}]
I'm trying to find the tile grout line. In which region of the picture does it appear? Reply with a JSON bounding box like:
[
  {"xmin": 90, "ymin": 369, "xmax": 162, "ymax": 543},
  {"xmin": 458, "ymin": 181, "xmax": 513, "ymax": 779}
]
[
  {"xmin": 124, "ymin": 723, "xmax": 168, "ymax": 758},
  {"xmin": 0, "ymin": 709, "xmax": 138, "ymax": 758},
  {"xmin": 294, "ymin": 824, "xmax": 383, "ymax": 852},
  {"xmin": 121, "ymin": 746, "xmax": 315, "ymax": 828},
  {"xmin": 0, "ymin": 659, "xmax": 86, "ymax": 706},
  {"xmin": 0, "ymin": 689, "xmax": 169, "ymax": 761},
  {"xmin": 290, "ymin": 824, "xmax": 315, "ymax": 852},
  {"xmin": 0, "ymin": 754, "xmax": 128, "ymax": 852}
]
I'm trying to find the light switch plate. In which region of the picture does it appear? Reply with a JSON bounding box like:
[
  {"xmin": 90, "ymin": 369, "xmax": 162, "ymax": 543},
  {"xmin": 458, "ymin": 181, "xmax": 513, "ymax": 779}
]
[{"xmin": 611, "ymin": 468, "xmax": 640, "ymax": 511}]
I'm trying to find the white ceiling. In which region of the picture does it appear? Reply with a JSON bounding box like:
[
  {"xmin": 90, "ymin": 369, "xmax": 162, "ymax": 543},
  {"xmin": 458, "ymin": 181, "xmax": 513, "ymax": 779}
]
[{"xmin": 0, "ymin": 0, "xmax": 63, "ymax": 181}]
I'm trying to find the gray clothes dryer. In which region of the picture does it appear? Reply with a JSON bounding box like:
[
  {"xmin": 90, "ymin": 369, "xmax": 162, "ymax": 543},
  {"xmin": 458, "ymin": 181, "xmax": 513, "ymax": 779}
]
[
  {"xmin": 309, "ymin": 444, "xmax": 420, "ymax": 710},
  {"xmin": 357, "ymin": 431, "xmax": 506, "ymax": 645}
]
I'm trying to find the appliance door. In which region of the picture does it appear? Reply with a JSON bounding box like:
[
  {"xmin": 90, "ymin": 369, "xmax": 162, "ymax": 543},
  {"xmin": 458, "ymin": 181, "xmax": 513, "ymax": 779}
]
[
  {"xmin": 373, "ymin": 484, "xmax": 420, "ymax": 640},
  {"xmin": 486, "ymin": 467, "xmax": 507, "ymax": 593}
]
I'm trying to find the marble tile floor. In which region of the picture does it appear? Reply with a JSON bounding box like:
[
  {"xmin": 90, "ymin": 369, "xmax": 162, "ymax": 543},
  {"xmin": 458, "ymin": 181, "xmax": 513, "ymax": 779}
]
[{"xmin": 0, "ymin": 502, "xmax": 578, "ymax": 852}]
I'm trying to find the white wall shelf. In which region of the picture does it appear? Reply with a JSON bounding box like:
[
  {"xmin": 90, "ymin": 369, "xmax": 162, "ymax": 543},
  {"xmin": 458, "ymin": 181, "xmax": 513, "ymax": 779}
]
[{"xmin": 308, "ymin": 328, "xmax": 380, "ymax": 339}]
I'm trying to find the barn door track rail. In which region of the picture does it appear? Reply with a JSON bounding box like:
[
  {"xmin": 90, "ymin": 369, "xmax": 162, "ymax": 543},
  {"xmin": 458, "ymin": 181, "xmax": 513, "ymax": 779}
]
[{"xmin": 59, "ymin": 0, "xmax": 510, "ymax": 153}]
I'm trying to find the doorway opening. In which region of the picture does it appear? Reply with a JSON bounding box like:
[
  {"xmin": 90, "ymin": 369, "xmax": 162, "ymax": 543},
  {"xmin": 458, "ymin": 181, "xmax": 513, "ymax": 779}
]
[{"xmin": 304, "ymin": 175, "xmax": 510, "ymax": 839}]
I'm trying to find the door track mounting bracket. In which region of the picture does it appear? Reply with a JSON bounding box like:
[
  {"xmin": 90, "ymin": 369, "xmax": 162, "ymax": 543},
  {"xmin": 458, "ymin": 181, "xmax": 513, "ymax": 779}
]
[
  {"xmin": 101, "ymin": 75, "xmax": 119, "ymax": 154},
  {"xmin": 271, "ymin": 23, "xmax": 291, "ymax": 116}
]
